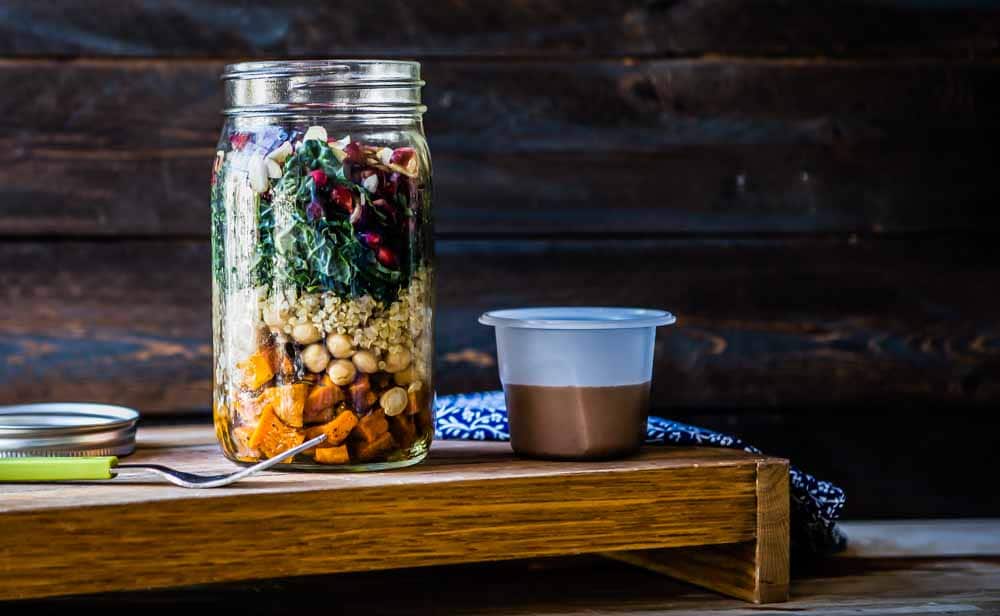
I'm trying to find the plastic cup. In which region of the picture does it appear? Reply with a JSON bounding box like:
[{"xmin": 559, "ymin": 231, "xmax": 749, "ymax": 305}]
[{"xmin": 479, "ymin": 307, "xmax": 676, "ymax": 460}]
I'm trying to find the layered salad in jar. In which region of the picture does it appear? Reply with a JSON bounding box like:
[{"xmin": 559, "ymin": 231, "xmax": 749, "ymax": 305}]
[{"xmin": 211, "ymin": 124, "xmax": 433, "ymax": 469}]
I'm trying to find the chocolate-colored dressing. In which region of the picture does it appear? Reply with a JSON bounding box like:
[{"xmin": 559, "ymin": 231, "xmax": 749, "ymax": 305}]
[{"xmin": 504, "ymin": 382, "xmax": 650, "ymax": 460}]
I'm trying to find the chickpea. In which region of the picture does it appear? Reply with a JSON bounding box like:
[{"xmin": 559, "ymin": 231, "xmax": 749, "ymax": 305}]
[
  {"xmin": 292, "ymin": 323, "xmax": 322, "ymax": 345},
  {"xmin": 380, "ymin": 387, "xmax": 408, "ymax": 417},
  {"xmin": 301, "ymin": 343, "xmax": 330, "ymax": 374},
  {"xmin": 328, "ymin": 359, "xmax": 356, "ymax": 386},
  {"xmin": 352, "ymin": 350, "xmax": 379, "ymax": 374},
  {"xmin": 325, "ymin": 333, "xmax": 355, "ymax": 359},
  {"xmin": 383, "ymin": 347, "xmax": 412, "ymax": 373},
  {"xmin": 392, "ymin": 365, "xmax": 416, "ymax": 386}
]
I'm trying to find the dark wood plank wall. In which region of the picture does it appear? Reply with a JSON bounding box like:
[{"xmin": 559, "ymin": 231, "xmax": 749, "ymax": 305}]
[{"xmin": 2, "ymin": 1, "xmax": 999, "ymax": 516}]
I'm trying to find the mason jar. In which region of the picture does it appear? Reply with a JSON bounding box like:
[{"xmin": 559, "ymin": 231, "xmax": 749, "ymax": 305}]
[{"xmin": 211, "ymin": 60, "xmax": 434, "ymax": 470}]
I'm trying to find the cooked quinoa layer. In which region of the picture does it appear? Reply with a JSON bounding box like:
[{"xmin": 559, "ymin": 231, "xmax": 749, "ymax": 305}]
[{"xmin": 261, "ymin": 268, "xmax": 431, "ymax": 359}]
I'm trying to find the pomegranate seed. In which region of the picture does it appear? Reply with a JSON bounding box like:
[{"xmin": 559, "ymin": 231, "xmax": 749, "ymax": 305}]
[
  {"xmin": 344, "ymin": 141, "xmax": 364, "ymax": 163},
  {"xmin": 359, "ymin": 232, "xmax": 382, "ymax": 249},
  {"xmin": 376, "ymin": 246, "xmax": 398, "ymax": 268},
  {"xmin": 229, "ymin": 132, "xmax": 251, "ymax": 151},
  {"xmin": 332, "ymin": 186, "xmax": 354, "ymax": 213},
  {"xmin": 306, "ymin": 200, "xmax": 324, "ymax": 221},
  {"xmin": 309, "ymin": 169, "xmax": 328, "ymax": 187}
]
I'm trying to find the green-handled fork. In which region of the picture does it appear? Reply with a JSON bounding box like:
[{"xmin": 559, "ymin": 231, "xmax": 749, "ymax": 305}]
[{"xmin": 0, "ymin": 434, "xmax": 326, "ymax": 488}]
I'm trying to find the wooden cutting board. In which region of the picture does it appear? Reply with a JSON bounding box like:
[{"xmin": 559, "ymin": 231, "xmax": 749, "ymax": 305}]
[{"xmin": 0, "ymin": 425, "xmax": 788, "ymax": 604}]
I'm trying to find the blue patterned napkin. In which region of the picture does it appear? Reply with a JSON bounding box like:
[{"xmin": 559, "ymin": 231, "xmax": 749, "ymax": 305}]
[{"xmin": 435, "ymin": 391, "xmax": 847, "ymax": 556}]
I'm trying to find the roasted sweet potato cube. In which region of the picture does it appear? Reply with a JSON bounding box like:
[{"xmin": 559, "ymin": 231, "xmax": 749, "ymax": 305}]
[
  {"xmin": 304, "ymin": 410, "xmax": 359, "ymax": 447},
  {"xmin": 389, "ymin": 413, "xmax": 417, "ymax": 450},
  {"xmin": 315, "ymin": 445, "xmax": 351, "ymax": 465},
  {"xmin": 235, "ymin": 391, "xmax": 269, "ymax": 424},
  {"xmin": 304, "ymin": 378, "xmax": 345, "ymax": 423},
  {"xmin": 303, "ymin": 406, "xmax": 334, "ymax": 425},
  {"xmin": 265, "ymin": 383, "xmax": 309, "ymax": 427},
  {"xmin": 237, "ymin": 350, "xmax": 274, "ymax": 390},
  {"xmin": 352, "ymin": 409, "xmax": 389, "ymax": 443},
  {"xmin": 267, "ymin": 345, "xmax": 296, "ymax": 378},
  {"xmin": 348, "ymin": 374, "xmax": 378, "ymax": 412},
  {"xmin": 359, "ymin": 390, "xmax": 378, "ymax": 412},
  {"xmin": 354, "ymin": 432, "xmax": 396, "ymax": 462},
  {"xmin": 248, "ymin": 404, "xmax": 304, "ymax": 460}
]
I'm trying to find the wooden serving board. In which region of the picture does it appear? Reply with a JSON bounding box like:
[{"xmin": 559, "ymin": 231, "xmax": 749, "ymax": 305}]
[{"xmin": 0, "ymin": 425, "xmax": 789, "ymax": 604}]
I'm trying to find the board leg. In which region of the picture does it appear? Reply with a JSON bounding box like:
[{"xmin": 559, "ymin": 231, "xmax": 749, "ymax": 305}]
[{"xmin": 603, "ymin": 459, "xmax": 790, "ymax": 603}]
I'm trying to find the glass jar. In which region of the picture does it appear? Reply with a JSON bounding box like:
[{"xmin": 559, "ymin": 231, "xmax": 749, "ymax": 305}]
[{"xmin": 211, "ymin": 60, "xmax": 434, "ymax": 470}]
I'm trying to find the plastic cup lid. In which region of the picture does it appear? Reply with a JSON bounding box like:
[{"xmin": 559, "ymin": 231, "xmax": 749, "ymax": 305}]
[
  {"xmin": 478, "ymin": 307, "xmax": 676, "ymax": 330},
  {"xmin": 0, "ymin": 403, "xmax": 139, "ymax": 457}
]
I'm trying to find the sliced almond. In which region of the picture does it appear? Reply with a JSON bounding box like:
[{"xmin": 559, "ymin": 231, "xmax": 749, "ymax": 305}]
[
  {"xmin": 303, "ymin": 125, "xmax": 328, "ymax": 143},
  {"xmin": 266, "ymin": 140, "xmax": 292, "ymax": 163},
  {"xmin": 248, "ymin": 155, "xmax": 269, "ymax": 193}
]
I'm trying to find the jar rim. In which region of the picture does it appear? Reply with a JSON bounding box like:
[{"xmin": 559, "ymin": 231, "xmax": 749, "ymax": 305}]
[
  {"xmin": 222, "ymin": 59, "xmax": 425, "ymax": 116},
  {"xmin": 222, "ymin": 59, "xmax": 422, "ymax": 84}
]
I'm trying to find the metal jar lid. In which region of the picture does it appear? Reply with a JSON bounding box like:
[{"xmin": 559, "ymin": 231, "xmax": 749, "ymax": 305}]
[{"xmin": 0, "ymin": 403, "xmax": 139, "ymax": 458}]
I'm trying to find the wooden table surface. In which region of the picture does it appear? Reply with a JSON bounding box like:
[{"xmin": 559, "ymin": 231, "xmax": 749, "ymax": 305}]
[
  {"xmin": 0, "ymin": 424, "xmax": 788, "ymax": 602},
  {"xmin": 9, "ymin": 550, "xmax": 1000, "ymax": 615},
  {"xmin": 1, "ymin": 424, "xmax": 997, "ymax": 612}
]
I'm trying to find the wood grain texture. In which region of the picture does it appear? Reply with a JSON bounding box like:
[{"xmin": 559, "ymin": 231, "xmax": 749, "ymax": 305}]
[
  {"xmin": 2, "ymin": 0, "xmax": 998, "ymax": 59},
  {"xmin": 0, "ymin": 426, "xmax": 774, "ymax": 601},
  {"xmin": 3, "ymin": 237, "xmax": 999, "ymax": 412},
  {"xmin": 605, "ymin": 459, "xmax": 789, "ymax": 603},
  {"xmin": 1, "ymin": 59, "xmax": 998, "ymax": 235},
  {"xmin": 753, "ymin": 460, "xmax": 790, "ymax": 602},
  {"xmin": 9, "ymin": 553, "xmax": 1000, "ymax": 613}
]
